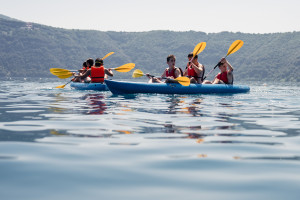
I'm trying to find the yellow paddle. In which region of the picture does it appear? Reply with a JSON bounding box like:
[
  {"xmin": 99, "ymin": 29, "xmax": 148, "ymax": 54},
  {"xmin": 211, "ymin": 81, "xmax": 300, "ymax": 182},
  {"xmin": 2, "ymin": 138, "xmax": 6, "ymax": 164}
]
[
  {"xmin": 193, "ymin": 42, "xmax": 206, "ymax": 58},
  {"xmin": 56, "ymin": 80, "xmax": 72, "ymax": 89},
  {"xmin": 203, "ymin": 40, "xmax": 244, "ymax": 80},
  {"xmin": 50, "ymin": 68, "xmax": 71, "ymax": 73},
  {"xmin": 102, "ymin": 52, "xmax": 114, "ymax": 60},
  {"xmin": 187, "ymin": 42, "xmax": 206, "ymax": 69},
  {"xmin": 57, "ymin": 74, "xmax": 73, "ymax": 79},
  {"xmin": 111, "ymin": 63, "xmax": 135, "ymax": 72},
  {"xmin": 50, "ymin": 68, "xmax": 76, "ymax": 77},
  {"xmin": 132, "ymin": 69, "xmax": 190, "ymax": 86},
  {"xmin": 132, "ymin": 69, "xmax": 145, "ymax": 78},
  {"xmin": 51, "ymin": 71, "xmax": 73, "ymax": 76}
]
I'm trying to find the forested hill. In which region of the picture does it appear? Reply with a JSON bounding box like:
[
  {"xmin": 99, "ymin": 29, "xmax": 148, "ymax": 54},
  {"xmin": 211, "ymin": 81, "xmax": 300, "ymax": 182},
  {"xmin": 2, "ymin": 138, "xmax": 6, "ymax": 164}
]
[{"xmin": 0, "ymin": 15, "xmax": 299, "ymax": 82}]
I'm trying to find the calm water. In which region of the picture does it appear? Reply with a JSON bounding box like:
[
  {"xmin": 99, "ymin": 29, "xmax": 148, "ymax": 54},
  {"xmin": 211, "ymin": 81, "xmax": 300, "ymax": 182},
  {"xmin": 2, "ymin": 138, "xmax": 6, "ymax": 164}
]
[{"xmin": 0, "ymin": 78, "xmax": 299, "ymax": 200}]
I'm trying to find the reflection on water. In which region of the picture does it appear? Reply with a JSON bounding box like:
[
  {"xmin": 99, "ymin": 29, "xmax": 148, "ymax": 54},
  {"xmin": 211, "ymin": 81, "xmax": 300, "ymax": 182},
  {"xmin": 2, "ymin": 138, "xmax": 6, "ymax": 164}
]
[
  {"xmin": 80, "ymin": 93, "xmax": 107, "ymax": 115},
  {"xmin": 0, "ymin": 81, "xmax": 299, "ymax": 144}
]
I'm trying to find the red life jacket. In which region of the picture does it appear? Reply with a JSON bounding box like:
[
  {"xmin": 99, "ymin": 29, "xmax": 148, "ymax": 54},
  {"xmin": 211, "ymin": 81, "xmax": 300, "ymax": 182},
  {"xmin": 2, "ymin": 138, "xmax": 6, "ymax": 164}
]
[
  {"xmin": 187, "ymin": 62, "xmax": 205, "ymax": 81},
  {"xmin": 81, "ymin": 67, "xmax": 91, "ymax": 78},
  {"xmin": 91, "ymin": 66, "xmax": 105, "ymax": 83},
  {"xmin": 165, "ymin": 68, "xmax": 178, "ymax": 78},
  {"xmin": 187, "ymin": 63, "xmax": 197, "ymax": 78},
  {"xmin": 81, "ymin": 66, "xmax": 89, "ymax": 70},
  {"xmin": 216, "ymin": 71, "xmax": 229, "ymax": 84}
]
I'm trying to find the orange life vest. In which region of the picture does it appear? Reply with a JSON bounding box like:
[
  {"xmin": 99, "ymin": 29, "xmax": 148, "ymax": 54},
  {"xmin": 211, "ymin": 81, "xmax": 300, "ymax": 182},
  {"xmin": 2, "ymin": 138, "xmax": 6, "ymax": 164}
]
[{"xmin": 91, "ymin": 66, "xmax": 105, "ymax": 83}]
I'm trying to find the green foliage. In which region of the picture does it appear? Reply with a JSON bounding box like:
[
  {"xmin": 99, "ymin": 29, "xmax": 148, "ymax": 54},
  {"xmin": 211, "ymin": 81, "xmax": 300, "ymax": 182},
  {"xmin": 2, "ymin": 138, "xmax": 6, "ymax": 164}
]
[{"xmin": 0, "ymin": 16, "xmax": 299, "ymax": 82}]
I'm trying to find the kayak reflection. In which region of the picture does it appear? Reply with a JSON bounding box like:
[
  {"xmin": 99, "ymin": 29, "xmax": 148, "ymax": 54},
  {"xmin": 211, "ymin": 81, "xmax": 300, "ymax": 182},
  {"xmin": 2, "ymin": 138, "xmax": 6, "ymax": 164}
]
[{"xmin": 81, "ymin": 93, "xmax": 107, "ymax": 115}]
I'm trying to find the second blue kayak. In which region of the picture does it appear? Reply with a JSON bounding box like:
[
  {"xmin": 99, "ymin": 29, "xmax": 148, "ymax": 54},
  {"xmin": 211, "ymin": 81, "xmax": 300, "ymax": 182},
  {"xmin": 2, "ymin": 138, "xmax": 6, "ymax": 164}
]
[
  {"xmin": 105, "ymin": 80, "xmax": 250, "ymax": 95},
  {"xmin": 70, "ymin": 82, "xmax": 109, "ymax": 91}
]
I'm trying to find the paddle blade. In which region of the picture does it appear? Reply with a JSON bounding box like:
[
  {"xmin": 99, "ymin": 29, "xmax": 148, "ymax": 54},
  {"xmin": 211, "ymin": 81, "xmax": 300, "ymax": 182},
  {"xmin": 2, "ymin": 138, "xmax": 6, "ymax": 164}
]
[
  {"xmin": 113, "ymin": 63, "xmax": 135, "ymax": 72},
  {"xmin": 102, "ymin": 52, "xmax": 114, "ymax": 60},
  {"xmin": 50, "ymin": 68, "xmax": 62, "ymax": 73},
  {"xmin": 57, "ymin": 74, "xmax": 73, "ymax": 79},
  {"xmin": 227, "ymin": 40, "xmax": 244, "ymax": 56},
  {"xmin": 50, "ymin": 68, "xmax": 73, "ymax": 77},
  {"xmin": 175, "ymin": 76, "xmax": 190, "ymax": 86},
  {"xmin": 132, "ymin": 69, "xmax": 145, "ymax": 78},
  {"xmin": 50, "ymin": 68, "xmax": 70, "ymax": 73},
  {"xmin": 51, "ymin": 71, "xmax": 73, "ymax": 76},
  {"xmin": 193, "ymin": 42, "xmax": 206, "ymax": 57}
]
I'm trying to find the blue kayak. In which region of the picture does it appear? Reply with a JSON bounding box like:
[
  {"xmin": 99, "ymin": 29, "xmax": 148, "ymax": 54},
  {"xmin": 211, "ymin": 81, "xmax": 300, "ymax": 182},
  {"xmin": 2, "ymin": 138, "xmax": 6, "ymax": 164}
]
[
  {"xmin": 105, "ymin": 80, "xmax": 250, "ymax": 95},
  {"xmin": 70, "ymin": 82, "xmax": 109, "ymax": 91}
]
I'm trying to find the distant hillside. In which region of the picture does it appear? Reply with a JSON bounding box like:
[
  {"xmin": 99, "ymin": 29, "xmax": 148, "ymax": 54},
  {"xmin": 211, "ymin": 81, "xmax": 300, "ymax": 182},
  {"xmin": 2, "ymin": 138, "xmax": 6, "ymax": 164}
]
[
  {"xmin": 0, "ymin": 14, "xmax": 299, "ymax": 82},
  {"xmin": 0, "ymin": 14, "xmax": 20, "ymax": 21}
]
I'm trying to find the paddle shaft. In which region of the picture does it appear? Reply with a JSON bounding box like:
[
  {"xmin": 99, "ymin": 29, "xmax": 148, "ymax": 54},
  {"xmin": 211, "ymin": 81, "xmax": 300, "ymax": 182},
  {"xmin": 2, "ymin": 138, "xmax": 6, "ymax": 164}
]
[
  {"xmin": 56, "ymin": 80, "xmax": 72, "ymax": 88},
  {"xmin": 64, "ymin": 80, "xmax": 72, "ymax": 87}
]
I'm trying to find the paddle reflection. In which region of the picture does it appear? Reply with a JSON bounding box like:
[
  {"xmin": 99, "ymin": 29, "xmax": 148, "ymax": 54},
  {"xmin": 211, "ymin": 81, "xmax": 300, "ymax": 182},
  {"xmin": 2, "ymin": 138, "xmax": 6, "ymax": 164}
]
[
  {"xmin": 182, "ymin": 98, "xmax": 203, "ymax": 117},
  {"xmin": 163, "ymin": 97, "xmax": 206, "ymax": 140},
  {"xmin": 166, "ymin": 96, "xmax": 204, "ymax": 115},
  {"xmin": 48, "ymin": 93, "xmax": 68, "ymax": 113},
  {"xmin": 165, "ymin": 96, "xmax": 181, "ymax": 114}
]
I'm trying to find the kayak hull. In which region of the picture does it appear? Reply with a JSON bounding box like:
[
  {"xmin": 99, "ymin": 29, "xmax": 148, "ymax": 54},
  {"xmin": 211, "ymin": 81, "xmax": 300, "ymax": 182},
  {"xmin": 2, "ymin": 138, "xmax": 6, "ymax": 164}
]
[
  {"xmin": 70, "ymin": 82, "xmax": 109, "ymax": 91},
  {"xmin": 105, "ymin": 80, "xmax": 250, "ymax": 95}
]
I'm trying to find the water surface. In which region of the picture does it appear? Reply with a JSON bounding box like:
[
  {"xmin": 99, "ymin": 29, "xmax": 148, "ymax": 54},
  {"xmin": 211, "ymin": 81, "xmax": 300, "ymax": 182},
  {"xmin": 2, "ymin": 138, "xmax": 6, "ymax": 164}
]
[{"xmin": 0, "ymin": 79, "xmax": 299, "ymax": 200}]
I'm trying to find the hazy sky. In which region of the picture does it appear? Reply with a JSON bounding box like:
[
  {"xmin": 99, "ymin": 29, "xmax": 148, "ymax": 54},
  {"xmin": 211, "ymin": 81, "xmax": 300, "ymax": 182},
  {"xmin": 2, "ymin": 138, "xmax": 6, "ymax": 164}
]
[{"xmin": 0, "ymin": 0, "xmax": 299, "ymax": 33}]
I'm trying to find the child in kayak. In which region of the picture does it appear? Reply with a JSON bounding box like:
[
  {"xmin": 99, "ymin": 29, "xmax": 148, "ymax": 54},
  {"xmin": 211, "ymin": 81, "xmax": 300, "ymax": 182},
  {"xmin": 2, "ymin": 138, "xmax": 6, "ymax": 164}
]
[
  {"xmin": 73, "ymin": 58, "xmax": 94, "ymax": 82},
  {"xmin": 71, "ymin": 61, "xmax": 85, "ymax": 81},
  {"xmin": 72, "ymin": 61, "xmax": 89, "ymax": 82},
  {"xmin": 75, "ymin": 58, "xmax": 113, "ymax": 83},
  {"xmin": 183, "ymin": 53, "xmax": 205, "ymax": 84},
  {"xmin": 147, "ymin": 54, "xmax": 182, "ymax": 83},
  {"xmin": 203, "ymin": 58, "xmax": 234, "ymax": 84}
]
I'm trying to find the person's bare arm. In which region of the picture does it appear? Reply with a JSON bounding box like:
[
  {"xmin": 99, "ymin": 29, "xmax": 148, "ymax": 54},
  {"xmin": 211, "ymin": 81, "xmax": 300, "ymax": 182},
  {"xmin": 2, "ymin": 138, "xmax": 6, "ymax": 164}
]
[
  {"xmin": 80, "ymin": 69, "xmax": 91, "ymax": 79},
  {"xmin": 105, "ymin": 68, "xmax": 113, "ymax": 77}
]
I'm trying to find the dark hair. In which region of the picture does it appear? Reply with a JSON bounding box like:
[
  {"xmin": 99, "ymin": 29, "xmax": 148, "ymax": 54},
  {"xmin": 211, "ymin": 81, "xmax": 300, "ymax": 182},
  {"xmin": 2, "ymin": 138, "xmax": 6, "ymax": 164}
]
[
  {"xmin": 188, "ymin": 52, "xmax": 198, "ymax": 59},
  {"xmin": 218, "ymin": 62, "xmax": 225, "ymax": 67},
  {"xmin": 86, "ymin": 58, "xmax": 94, "ymax": 66},
  {"xmin": 95, "ymin": 58, "xmax": 103, "ymax": 66},
  {"xmin": 167, "ymin": 54, "xmax": 176, "ymax": 62},
  {"xmin": 82, "ymin": 62, "xmax": 87, "ymax": 67}
]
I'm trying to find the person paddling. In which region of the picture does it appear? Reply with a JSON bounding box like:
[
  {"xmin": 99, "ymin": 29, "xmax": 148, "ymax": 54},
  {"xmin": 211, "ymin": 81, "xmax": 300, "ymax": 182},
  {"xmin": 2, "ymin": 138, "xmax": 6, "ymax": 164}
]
[
  {"xmin": 183, "ymin": 53, "xmax": 205, "ymax": 84},
  {"xmin": 77, "ymin": 58, "xmax": 113, "ymax": 83},
  {"xmin": 72, "ymin": 61, "xmax": 89, "ymax": 82},
  {"xmin": 73, "ymin": 58, "xmax": 94, "ymax": 82},
  {"xmin": 203, "ymin": 58, "xmax": 233, "ymax": 84},
  {"xmin": 79, "ymin": 61, "xmax": 88, "ymax": 74},
  {"xmin": 147, "ymin": 54, "xmax": 182, "ymax": 83}
]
